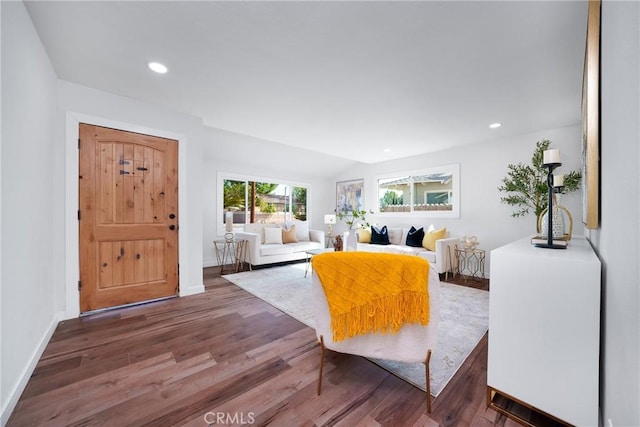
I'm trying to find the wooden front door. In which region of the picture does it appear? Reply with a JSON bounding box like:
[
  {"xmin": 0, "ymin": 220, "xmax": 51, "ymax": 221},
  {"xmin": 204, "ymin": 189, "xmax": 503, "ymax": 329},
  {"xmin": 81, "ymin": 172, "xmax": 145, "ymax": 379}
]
[{"xmin": 79, "ymin": 123, "xmax": 179, "ymax": 313}]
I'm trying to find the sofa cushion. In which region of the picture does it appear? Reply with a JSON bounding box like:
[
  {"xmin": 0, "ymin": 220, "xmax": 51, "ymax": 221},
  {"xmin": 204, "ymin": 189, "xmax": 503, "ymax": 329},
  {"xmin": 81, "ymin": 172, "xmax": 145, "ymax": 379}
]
[
  {"xmin": 357, "ymin": 243, "xmax": 424, "ymax": 256},
  {"xmin": 387, "ymin": 227, "xmax": 404, "ymax": 245},
  {"xmin": 244, "ymin": 223, "xmax": 263, "ymax": 235},
  {"xmin": 291, "ymin": 220, "xmax": 310, "ymax": 242},
  {"xmin": 356, "ymin": 243, "xmax": 389, "ymax": 254},
  {"xmin": 282, "ymin": 224, "xmax": 298, "ymax": 243},
  {"xmin": 387, "ymin": 245, "xmax": 425, "ymax": 256},
  {"xmin": 260, "ymin": 244, "xmax": 295, "ymax": 256},
  {"xmin": 286, "ymin": 241, "xmax": 323, "ymax": 252},
  {"xmin": 243, "ymin": 223, "xmax": 265, "ymax": 243},
  {"xmin": 406, "ymin": 226, "xmax": 425, "ymax": 247},
  {"xmin": 264, "ymin": 227, "xmax": 283, "ymax": 244},
  {"xmin": 356, "ymin": 228, "xmax": 371, "ymax": 243},
  {"xmin": 370, "ymin": 225, "xmax": 390, "ymax": 245},
  {"xmin": 423, "ymin": 227, "xmax": 447, "ymax": 251},
  {"xmin": 243, "ymin": 223, "xmax": 278, "ymax": 244},
  {"xmin": 416, "ymin": 250, "xmax": 437, "ymax": 264}
]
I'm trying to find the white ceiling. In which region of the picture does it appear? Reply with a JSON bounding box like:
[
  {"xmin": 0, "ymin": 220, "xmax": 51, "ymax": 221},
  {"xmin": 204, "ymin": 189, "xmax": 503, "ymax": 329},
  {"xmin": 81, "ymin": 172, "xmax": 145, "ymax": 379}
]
[{"xmin": 25, "ymin": 1, "xmax": 588, "ymax": 164}]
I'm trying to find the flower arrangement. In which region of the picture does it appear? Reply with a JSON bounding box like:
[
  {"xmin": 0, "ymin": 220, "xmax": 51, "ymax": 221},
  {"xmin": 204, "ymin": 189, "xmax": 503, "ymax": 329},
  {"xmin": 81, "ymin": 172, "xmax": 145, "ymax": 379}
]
[{"xmin": 336, "ymin": 208, "xmax": 373, "ymax": 230}]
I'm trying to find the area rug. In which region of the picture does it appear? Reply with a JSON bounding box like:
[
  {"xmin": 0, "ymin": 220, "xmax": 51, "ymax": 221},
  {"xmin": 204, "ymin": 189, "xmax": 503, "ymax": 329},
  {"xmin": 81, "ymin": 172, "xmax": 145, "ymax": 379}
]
[{"xmin": 224, "ymin": 262, "xmax": 489, "ymax": 397}]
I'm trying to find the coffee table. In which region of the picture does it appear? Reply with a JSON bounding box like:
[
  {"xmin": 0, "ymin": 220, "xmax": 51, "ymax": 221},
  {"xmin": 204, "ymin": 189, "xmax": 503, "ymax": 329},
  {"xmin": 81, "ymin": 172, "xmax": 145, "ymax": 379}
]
[{"xmin": 304, "ymin": 248, "xmax": 335, "ymax": 277}]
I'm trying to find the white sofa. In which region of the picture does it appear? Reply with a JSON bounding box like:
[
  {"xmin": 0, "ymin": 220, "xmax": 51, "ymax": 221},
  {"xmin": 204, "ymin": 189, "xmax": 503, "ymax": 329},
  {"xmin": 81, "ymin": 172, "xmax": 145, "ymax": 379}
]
[
  {"xmin": 234, "ymin": 221, "xmax": 325, "ymax": 267},
  {"xmin": 344, "ymin": 227, "xmax": 458, "ymax": 274}
]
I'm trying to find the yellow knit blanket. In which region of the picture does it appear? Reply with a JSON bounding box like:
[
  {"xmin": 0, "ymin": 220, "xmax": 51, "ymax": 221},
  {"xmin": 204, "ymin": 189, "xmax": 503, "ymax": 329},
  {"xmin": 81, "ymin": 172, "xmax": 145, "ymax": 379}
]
[{"xmin": 312, "ymin": 251, "xmax": 430, "ymax": 342}]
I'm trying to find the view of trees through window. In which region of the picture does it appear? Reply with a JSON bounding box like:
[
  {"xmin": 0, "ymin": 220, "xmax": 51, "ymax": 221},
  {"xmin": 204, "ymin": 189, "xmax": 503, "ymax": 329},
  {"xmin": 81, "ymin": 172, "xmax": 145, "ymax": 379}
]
[{"xmin": 223, "ymin": 178, "xmax": 308, "ymax": 226}]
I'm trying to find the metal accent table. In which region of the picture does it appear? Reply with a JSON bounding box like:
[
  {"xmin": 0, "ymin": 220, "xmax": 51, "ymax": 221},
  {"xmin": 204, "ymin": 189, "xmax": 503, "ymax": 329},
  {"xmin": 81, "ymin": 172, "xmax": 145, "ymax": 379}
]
[
  {"xmin": 451, "ymin": 247, "xmax": 486, "ymax": 281},
  {"xmin": 325, "ymin": 234, "xmax": 336, "ymax": 248},
  {"xmin": 213, "ymin": 239, "xmax": 251, "ymax": 274}
]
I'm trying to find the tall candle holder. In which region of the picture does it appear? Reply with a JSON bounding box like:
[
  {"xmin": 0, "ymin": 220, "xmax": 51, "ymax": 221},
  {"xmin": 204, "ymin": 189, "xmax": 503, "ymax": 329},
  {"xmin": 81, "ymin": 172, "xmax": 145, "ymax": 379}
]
[{"xmin": 533, "ymin": 150, "xmax": 567, "ymax": 249}]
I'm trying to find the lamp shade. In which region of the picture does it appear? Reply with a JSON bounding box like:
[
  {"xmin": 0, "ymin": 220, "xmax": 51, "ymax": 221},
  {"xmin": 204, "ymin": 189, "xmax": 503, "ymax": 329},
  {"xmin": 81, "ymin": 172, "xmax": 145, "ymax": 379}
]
[
  {"xmin": 324, "ymin": 214, "xmax": 336, "ymax": 225},
  {"xmin": 225, "ymin": 211, "xmax": 234, "ymax": 232}
]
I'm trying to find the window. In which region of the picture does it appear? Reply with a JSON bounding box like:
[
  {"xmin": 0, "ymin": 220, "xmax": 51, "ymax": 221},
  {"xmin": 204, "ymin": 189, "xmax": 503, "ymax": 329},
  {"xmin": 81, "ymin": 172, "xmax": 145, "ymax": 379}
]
[
  {"xmin": 376, "ymin": 164, "xmax": 460, "ymax": 218},
  {"xmin": 219, "ymin": 173, "xmax": 309, "ymax": 232}
]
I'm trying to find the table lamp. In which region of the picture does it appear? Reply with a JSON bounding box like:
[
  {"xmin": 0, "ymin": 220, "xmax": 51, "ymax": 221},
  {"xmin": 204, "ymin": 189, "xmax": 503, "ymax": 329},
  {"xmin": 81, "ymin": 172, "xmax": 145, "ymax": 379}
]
[
  {"xmin": 225, "ymin": 211, "xmax": 234, "ymax": 241},
  {"xmin": 324, "ymin": 214, "xmax": 336, "ymax": 237}
]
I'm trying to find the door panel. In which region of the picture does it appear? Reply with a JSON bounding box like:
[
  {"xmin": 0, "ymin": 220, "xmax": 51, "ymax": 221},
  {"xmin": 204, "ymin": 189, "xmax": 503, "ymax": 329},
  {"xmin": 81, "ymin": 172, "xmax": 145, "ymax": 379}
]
[{"xmin": 79, "ymin": 123, "xmax": 178, "ymax": 313}]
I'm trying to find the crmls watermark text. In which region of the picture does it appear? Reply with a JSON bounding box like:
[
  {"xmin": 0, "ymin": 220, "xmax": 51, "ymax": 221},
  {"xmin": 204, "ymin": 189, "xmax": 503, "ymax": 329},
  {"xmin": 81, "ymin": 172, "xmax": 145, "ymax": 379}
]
[{"xmin": 203, "ymin": 411, "xmax": 255, "ymax": 425}]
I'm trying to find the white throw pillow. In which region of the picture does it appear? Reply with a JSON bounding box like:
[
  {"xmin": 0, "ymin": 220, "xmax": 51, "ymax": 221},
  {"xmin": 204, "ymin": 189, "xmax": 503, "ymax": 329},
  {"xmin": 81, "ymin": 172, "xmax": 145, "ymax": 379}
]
[
  {"xmin": 244, "ymin": 223, "xmax": 265, "ymax": 243},
  {"xmin": 264, "ymin": 227, "xmax": 283, "ymax": 244},
  {"xmin": 387, "ymin": 227, "xmax": 403, "ymax": 245},
  {"xmin": 293, "ymin": 221, "xmax": 309, "ymax": 242}
]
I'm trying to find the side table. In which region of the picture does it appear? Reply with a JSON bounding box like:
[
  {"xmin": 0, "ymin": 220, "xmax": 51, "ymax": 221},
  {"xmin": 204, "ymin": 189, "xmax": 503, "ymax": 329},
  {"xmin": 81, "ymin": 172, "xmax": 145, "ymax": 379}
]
[
  {"xmin": 325, "ymin": 235, "xmax": 336, "ymax": 249},
  {"xmin": 213, "ymin": 239, "xmax": 251, "ymax": 274},
  {"xmin": 450, "ymin": 247, "xmax": 486, "ymax": 281}
]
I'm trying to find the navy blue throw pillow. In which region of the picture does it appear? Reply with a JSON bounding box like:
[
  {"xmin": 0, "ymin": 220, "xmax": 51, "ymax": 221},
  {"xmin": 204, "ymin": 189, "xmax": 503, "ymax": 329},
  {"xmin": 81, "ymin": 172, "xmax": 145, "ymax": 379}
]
[
  {"xmin": 370, "ymin": 225, "xmax": 390, "ymax": 245},
  {"xmin": 406, "ymin": 226, "xmax": 425, "ymax": 247}
]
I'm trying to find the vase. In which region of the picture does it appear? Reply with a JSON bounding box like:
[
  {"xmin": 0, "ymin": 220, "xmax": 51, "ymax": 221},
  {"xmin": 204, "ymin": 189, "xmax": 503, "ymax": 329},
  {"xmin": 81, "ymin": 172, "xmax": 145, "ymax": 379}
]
[
  {"xmin": 539, "ymin": 194, "xmax": 565, "ymax": 240},
  {"xmin": 346, "ymin": 230, "xmax": 358, "ymax": 251}
]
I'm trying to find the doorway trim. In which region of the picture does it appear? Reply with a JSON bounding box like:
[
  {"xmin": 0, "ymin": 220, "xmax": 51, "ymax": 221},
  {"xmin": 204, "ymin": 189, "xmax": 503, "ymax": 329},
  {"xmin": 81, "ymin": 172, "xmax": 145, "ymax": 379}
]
[{"xmin": 65, "ymin": 112, "xmax": 190, "ymax": 319}]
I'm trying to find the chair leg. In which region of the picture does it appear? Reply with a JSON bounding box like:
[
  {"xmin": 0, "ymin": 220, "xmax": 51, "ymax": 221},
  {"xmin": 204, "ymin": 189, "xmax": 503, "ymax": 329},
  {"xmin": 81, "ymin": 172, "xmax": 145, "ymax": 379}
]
[
  {"xmin": 317, "ymin": 335, "xmax": 325, "ymax": 396},
  {"xmin": 425, "ymin": 349, "xmax": 432, "ymax": 414}
]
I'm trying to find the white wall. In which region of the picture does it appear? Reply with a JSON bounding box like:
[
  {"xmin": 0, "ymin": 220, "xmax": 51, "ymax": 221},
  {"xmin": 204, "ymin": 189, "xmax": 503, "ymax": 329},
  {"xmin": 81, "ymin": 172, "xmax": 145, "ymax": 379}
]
[
  {"xmin": 588, "ymin": 1, "xmax": 640, "ymax": 425},
  {"xmin": 1, "ymin": 2, "xmax": 59, "ymax": 423},
  {"xmin": 0, "ymin": 0, "xmax": 3, "ymax": 421},
  {"xmin": 201, "ymin": 127, "xmax": 356, "ymax": 266},
  {"xmin": 1, "ymin": 4, "xmax": 208, "ymax": 419},
  {"xmin": 331, "ymin": 125, "xmax": 583, "ymax": 275}
]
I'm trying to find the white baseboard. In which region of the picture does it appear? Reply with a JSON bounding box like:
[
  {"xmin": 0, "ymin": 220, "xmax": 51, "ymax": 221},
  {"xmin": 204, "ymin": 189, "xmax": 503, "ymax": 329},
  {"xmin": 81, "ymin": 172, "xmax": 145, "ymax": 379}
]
[
  {"xmin": 180, "ymin": 284, "xmax": 205, "ymax": 297},
  {"xmin": 1, "ymin": 311, "xmax": 65, "ymax": 425},
  {"xmin": 203, "ymin": 259, "xmax": 218, "ymax": 268}
]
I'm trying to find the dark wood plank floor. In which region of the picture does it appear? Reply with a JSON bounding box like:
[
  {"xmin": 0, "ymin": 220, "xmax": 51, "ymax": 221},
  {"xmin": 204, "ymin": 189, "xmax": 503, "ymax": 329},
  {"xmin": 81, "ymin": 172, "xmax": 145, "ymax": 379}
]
[{"xmin": 8, "ymin": 266, "xmax": 520, "ymax": 427}]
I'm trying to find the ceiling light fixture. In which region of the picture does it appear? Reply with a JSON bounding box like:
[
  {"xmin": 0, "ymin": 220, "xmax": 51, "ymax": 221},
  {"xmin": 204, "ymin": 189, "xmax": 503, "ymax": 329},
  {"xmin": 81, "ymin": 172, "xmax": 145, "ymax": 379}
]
[
  {"xmin": 489, "ymin": 123, "xmax": 502, "ymax": 129},
  {"xmin": 384, "ymin": 148, "xmax": 391, "ymax": 153},
  {"xmin": 148, "ymin": 61, "xmax": 168, "ymax": 74}
]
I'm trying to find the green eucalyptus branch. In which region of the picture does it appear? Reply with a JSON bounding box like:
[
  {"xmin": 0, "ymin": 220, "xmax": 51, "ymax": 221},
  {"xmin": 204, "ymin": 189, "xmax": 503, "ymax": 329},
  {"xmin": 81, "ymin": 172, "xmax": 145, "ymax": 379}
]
[
  {"xmin": 335, "ymin": 208, "xmax": 373, "ymax": 230},
  {"xmin": 498, "ymin": 139, "xmax": 581, "ymax": 219}
]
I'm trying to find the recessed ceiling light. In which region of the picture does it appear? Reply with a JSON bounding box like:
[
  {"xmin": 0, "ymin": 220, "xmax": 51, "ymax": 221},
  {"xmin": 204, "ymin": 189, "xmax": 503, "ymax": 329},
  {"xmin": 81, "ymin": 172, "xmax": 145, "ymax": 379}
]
[
  {"xmin": 489, "ymin": 122, "xmax": 502, "ymax": 129},
  {"xmin": 148, "ymin": 62, "xmax": 168, "ymax": 74},
  {"xmin": 384, "ymin": 148, "xmax": 391, "ymax": 153}
]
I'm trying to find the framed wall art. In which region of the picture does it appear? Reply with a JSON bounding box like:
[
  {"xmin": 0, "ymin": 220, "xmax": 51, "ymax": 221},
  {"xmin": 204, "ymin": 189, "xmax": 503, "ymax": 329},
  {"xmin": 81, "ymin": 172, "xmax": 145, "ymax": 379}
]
[
  {"xmin": 336, "ymin": 179, "xmax": 364, "ymax": 213},
  {"xmin": 581, "ymin": 0, "xmax": 600, "ymax": 229}
]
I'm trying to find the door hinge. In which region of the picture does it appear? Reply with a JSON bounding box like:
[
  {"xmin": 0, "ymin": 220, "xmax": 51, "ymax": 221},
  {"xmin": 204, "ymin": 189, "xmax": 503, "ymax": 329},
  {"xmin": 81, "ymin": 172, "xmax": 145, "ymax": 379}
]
[
  {"xmin": 78, "ymin": 210, "xmax": 81, "ymax": 220},
  {"xmin": 78, "ymin": 138, "xmax": 81, "ymax": 149},
  {"xmin": 78, "ymin": 280, "xmax": 82, "ymax": 291},
  {"xmin": 177, "ymin": 263, "xmax": 180, "ymax": 275}
]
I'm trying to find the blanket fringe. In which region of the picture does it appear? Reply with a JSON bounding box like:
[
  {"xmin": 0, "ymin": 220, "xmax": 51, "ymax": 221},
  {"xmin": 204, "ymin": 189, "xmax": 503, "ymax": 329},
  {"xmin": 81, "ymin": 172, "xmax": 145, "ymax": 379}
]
[{"xmin": 329, "ymin": 291, "xmax": 430, "ymax": 342}]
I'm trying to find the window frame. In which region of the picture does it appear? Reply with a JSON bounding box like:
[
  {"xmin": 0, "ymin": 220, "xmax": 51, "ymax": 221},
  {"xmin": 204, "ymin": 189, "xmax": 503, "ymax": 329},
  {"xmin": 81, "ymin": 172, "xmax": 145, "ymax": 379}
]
[
  {"xmin": 374, "ymin": 163, "xmax": 460, "ymax": 219},
  {"xmin": 217, "ymin": 172, "xmax": 311, "ymax": 235}
]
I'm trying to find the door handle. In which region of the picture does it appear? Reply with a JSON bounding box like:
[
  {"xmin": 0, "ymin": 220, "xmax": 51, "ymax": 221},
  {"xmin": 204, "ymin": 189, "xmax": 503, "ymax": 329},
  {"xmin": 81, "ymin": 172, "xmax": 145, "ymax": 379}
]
[
  {"xmin": 169, "ymin": 225, "xmax": 176, "ymax": 230},
  {"xmin": 169, "ymin": 213, "xmax": 176, "ymax": 219}
]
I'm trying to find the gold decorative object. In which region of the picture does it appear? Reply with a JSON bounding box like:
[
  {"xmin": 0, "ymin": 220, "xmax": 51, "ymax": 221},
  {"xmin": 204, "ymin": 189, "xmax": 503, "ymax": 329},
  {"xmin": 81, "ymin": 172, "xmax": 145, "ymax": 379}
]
[
  {"xmin": 581, "ymin": 0, "xmax": 600, "ymax": 229},
  {"xmin": 537, "ymin": 205, "xmax": 573, "ymax": 241},
  {"xmin": 461, "ymin": 235, "xmax": 479, "ymax": 250}
]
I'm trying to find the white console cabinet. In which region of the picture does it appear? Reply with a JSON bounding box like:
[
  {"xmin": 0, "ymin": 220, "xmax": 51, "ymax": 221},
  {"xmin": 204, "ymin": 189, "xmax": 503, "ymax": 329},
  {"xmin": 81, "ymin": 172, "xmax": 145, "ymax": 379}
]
[{"xmin": 487, "ymin": 236, "xmax": 601, "ymax": 426}]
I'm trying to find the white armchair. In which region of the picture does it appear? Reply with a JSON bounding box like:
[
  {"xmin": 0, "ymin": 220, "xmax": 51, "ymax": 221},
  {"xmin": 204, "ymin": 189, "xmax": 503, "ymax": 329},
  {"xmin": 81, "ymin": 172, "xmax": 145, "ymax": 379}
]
[{"xmin": 312, "ymin": 258, "xmax": 440, "ymax": 412}]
